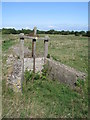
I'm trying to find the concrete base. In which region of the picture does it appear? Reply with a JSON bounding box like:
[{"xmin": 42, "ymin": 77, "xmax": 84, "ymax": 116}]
[
  {"xmin": 46, "ymin": 58, "xmax": 86, "ymax": 87},
  {"xmin": 24, "ymin": 57, "xmax": 44, "ymax": 73},
  {"xmin": 7, "ymin": 56, "xmax": 87, "ymax": 92}
]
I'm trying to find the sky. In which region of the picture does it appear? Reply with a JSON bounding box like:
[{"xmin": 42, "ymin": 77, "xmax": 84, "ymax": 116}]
[
  {"xmin": 2, "ymin": 2, "xmax": 88, "ymax": 31},
  {"xmin": 1, "ymin": 0, "xmax": 89, "ymax": 2}
]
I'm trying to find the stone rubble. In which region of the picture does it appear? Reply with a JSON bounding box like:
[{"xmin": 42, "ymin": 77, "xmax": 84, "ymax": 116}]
[
  {"xmin": 7, "ymin": 57, "xmax": 22, "ymax": 92},
  {"xmin": 7, "ymin": 45, "xmax": 44, "ymax": 92}
]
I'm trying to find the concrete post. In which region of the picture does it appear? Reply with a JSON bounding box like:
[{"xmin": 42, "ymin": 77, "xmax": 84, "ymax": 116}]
[
  {"xmin": 20, "ymin": 33, "xmax": 24, "ymax": 90},
  {"xmin": 33, "ymin": 39, "xmax": 36, "ymax": 73},
  {"xmin": 44, "ymin": 35, "xmax": 49, "ymax": 63},
  {"xmin": 32, "ymin": 27, "xmax": 37, "ymax": 57},
  {"xmin": 32, "ymin": 39, "xmax": 34, "ymax": 57},
  {"xmin": 34, "ymin": 27, "xmax": 37, "ymax": 36}
]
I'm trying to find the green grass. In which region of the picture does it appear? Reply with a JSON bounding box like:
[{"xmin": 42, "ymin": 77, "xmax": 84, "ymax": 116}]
[
  {"xmin": 24, "ymin": 34, "xmax": 88, "ymax": 73},
  {"xmin": 2, "ymin": 34, "xmax": 18, "ymax": 51},
  {"xmin": 48, "ymin": 35, "xmax": 88, "ymax": 73},
  {"xmin": 2, "ymin": 39, "xmax": 15, "ymax": 51},
  {"xmin": 2, "ymin": 34, "xmax": 88, "ymax": 118},
  {"xmin": 2, "ymin": 70, "xmax": 88, "ymax": 118},
  {"xmin": 2, "ymin": 34, "xmax": 88, "ymax": 73},
  {"xmin": 23, "ymin": 70, "xmax": 88, "ymax": 118}
]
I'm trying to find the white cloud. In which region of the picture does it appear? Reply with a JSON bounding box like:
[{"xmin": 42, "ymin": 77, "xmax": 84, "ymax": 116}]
[
  {"xmin": 48, "ymin": 25, "xmax": 55, "ymax": 29},
  {"xmin": 25, "ymin": 27, "xmax": 30, "ymax": 29},
  {"xmin": 3, "ymin": 26, "xmax": 16, "ymax": 29}
]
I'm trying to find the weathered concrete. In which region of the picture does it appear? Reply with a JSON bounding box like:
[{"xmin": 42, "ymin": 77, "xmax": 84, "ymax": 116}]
[
  {"xmin": 7, "ymin": 55, "xmax": 87, "ymax": 92},
  {"xmin": 46, "ymin": 58, "xmax": 86, "ymax": 87},
  {"xmin": 32, "ymin": 39, "xmax": 36, "ymax": 73},
  {"xmin": 24, "ymin": 57, "xmax": 44, "ymax": 73},
  {"xmin": 44, "ymin": 36, "xmax": 49, "ymax": 63},
  {"xmin": 12, "ymin": 45, "xmax": 32, "ymax": 58}
]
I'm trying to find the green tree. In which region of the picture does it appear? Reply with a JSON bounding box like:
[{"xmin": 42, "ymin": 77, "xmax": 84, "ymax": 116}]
[{"xmin": 75, "ymin": 31, "xmax": 80, "ymax": 36}]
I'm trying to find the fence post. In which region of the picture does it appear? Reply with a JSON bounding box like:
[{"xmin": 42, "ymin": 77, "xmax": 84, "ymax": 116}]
[
  {"xmin": 20, "ymin": 33, "xmax": 24, "ymax": 91},
  {"xmin": 44, "ymin": 35, "xmax": 49, "ymax": 63},
  {"xmin": 32, "ymin": 39, "xmax": 34, "ymax": 57},
  {"xmin": 32, "ymin": 27, "xmax": 37, "ymax": 57},
  {"xmin": 33, "ymin": 38, "xmax": 36, "ymax": 73},
  {"xmin": 34, "ymin": 27, "xmax": 37, "ymax": 36}
]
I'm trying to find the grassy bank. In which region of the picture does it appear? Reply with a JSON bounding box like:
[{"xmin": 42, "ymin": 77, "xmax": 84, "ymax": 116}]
[
  {"xmin": 2, "ymin": 70, "xmax": 88, "ymax": 118},
  {"xmin": 2, "ymin": 34, "xmax": 88, "ymax": 118}
]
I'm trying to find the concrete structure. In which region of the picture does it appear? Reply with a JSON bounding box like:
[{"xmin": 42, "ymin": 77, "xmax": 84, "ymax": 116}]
[
  {"xmin": 19, "ymin": 28, "xmax": 49, "ymax": 74},
  {"xmin": 18, "ymin": 28, "xmax": 49, "ymax": 91},
  {"xmin": 46, "ymin": 58, "xmax": 86, "ymax": 87},
  {"xmin": 24, "ymin": 57, "xmax": 44, "ymax": 72},
  {"xmin": 7, "ymin": 27, "xmax": 87, "ymax": 92}
]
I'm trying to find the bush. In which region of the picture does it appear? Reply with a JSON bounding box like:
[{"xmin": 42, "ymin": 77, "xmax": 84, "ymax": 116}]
[
  {"xmin": 75, "ymin": 32, "xmax": 80, "ymax": 36},
  {"xmin": 86, "ymin": 31, "xmax": 90, "ymax": 37}
]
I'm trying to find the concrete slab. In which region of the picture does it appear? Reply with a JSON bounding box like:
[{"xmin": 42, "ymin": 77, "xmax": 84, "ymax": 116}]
[{"xmin": 24, "ymin": 57, "xmax": 44, "ymax": 73}]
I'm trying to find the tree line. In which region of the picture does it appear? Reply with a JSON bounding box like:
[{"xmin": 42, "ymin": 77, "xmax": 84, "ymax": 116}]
[{"xmin": 1, "ymin": 28, "xmax": 90, "ymax": 37}]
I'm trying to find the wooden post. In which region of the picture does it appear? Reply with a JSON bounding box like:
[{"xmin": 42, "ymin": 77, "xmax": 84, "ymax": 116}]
[
  {"xmin": 44, "ymin": 36, "xmax": 49, "ymax": 63},
  {"xmin": 20, "ymin": 33, "xmax": 24, "ymax": 91},
  {"xmin": 33, "ymin": 39, "xmax": 36, "ymax": 73}
]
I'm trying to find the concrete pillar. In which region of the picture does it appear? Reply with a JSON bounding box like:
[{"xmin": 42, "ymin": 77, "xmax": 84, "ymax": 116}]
[
  {"xmin": 32, "ymin": 39, "xmax": 34, "ymax": 57},
  {"xmin": 20, "ymin": 38, "xmax": 24, "ymax": 60},
  {"xmin": 32, "ymin": 27, "xmax": 37, "ymax": 57},
  {"xmin": 33, "ymin": 27, "xmax": 37, "ymax": 36},
  {"xmin": 33, "ymin": 39, "xmax": 36, "ymax": 73},
  {"xmin": 44, "ymin": 36, "xmax": 49, "ymax": 63},
  {"xmin": 20, "ymin": 33, "xmax": 24, "ymax": 90}
]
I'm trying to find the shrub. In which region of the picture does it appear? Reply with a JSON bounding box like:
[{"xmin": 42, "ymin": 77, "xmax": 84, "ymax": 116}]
[{"xmin": 75, "ymin": 32, "xmax": 80, "ymax": 36}]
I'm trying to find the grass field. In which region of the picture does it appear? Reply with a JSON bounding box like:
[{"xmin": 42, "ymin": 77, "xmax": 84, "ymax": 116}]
[
  {"xmin": 25, "ymin": 34, "xmax": 88, "ymax": 73},
  {"xmin": 2, "ymin": 33, "xmax": 88, "ymax": 118}
]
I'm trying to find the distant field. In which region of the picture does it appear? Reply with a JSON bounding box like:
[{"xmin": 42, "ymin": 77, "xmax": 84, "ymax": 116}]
[
  {"xmin": 2, "ymin": 33, "xmax": 88, "ymax": 73},
  {"xmin": 2, "ymin": 33, "xmax": 88, "ymax": 72},
  {"xmin": 2, "ymin": 34, "xmax": 88, "ymax": 118},
  {"xmin": 24, "ymin": 34, "xmax": 88, "ymax": 73}
]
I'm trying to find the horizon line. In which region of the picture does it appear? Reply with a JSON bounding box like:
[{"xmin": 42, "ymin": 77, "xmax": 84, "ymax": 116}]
[{"xmin": 0, "ymin": 27, "xmax": 88, "ymax": 32}]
